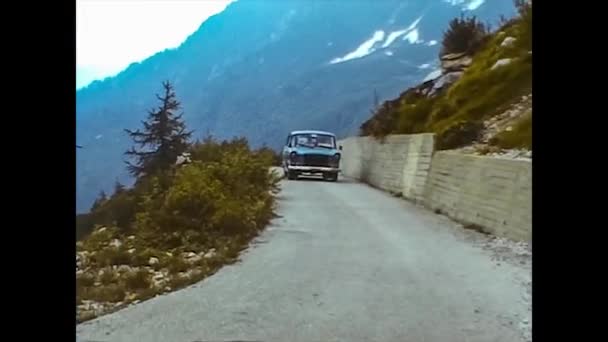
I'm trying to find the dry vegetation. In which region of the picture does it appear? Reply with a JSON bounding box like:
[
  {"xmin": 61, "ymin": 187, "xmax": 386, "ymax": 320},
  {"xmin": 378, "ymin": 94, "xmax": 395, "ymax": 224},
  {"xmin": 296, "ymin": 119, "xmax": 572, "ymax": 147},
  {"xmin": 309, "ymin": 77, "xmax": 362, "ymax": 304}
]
[{"xmin": 76, "ymin": 138, "xmax": 282, "ymax": 323}]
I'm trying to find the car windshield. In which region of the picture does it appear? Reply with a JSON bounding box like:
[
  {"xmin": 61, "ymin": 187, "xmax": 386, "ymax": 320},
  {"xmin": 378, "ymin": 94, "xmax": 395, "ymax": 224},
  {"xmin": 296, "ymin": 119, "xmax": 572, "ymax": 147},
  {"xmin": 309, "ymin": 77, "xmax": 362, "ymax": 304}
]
[{"xmin": 294, "ymin": 134, "xmax": 335, "ymax": 149}]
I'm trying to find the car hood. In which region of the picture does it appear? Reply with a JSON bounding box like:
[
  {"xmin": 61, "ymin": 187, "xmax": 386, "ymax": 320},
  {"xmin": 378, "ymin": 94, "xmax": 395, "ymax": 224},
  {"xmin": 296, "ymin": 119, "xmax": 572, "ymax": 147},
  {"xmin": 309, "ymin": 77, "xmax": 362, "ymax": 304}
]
[{"xmin": 292, "ymin": 147, "xmax": 338, "ymax": 156}]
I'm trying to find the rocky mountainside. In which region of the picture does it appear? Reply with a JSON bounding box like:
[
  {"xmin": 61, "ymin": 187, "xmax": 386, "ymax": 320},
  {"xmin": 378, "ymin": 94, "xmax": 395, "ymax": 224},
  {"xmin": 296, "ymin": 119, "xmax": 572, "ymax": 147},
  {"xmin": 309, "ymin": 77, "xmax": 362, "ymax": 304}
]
[
  {"xmin": 76, "ymin": 0, "xmax": 516, "ymax": 212},
  {"xmin": 360, "ymin": 4, "xmax": 531, "ymax": 156}
]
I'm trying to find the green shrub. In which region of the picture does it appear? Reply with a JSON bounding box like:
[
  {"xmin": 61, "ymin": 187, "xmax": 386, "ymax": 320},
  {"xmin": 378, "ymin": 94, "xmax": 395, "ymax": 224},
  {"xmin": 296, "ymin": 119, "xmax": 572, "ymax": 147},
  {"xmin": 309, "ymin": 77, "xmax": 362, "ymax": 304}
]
[
  {"xmin": 441, "ymin": 14, "xmax": 489, "ymax": 56},
  {"xmin": 166, "ymin": 257, "xmax": 190, "ymax": 275},
  {"xmin": 86, "ymin": 284, "xmax": 126, "ymax": 303},
  {"xmin": 77, "ymin": 272, "xmax": 96, "ymax": 289},
  {"xmin": 99, "ymin": 269, "xmax": 118, "ymax": 285},
  {"xmin": 489, "ymin": 111, "xmax": 532, "ymax": 149},
  {"xmin": 123, "ymin": 269, "xmax": 152, "ymax": 291},
  {"xmin": 436, "ymin": 120, "xmax": 484, "ymax": 150},
  {"xmin": 90, "ymin": 247, "xmax": 132, "ymax": 267}
]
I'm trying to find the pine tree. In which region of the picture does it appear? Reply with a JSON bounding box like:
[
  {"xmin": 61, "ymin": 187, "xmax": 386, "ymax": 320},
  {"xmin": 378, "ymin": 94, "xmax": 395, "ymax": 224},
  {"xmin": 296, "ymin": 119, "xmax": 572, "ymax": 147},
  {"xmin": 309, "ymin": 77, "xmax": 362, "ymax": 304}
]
[
  {"xmin": 440, "ymin": 14, "xmax": 488, "ymax": 56},
  {"xmin": 91, "ymin": 190, "xmax": 108, "ymax": 211},
  {"xmin": 124, "ymin": 81, "xmax": 193, "ymax": 177},
  {"xmin": 113, "ymin": 179, "xmax": 126, "ymax": 195}
]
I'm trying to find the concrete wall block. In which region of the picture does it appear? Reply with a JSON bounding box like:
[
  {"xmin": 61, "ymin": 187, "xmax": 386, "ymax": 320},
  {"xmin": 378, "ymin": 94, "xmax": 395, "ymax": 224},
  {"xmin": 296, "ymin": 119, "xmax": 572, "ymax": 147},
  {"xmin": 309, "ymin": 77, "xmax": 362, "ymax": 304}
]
[{"xmin": 338, "ymin": 134, "xmax": 531, "ymax": 242}]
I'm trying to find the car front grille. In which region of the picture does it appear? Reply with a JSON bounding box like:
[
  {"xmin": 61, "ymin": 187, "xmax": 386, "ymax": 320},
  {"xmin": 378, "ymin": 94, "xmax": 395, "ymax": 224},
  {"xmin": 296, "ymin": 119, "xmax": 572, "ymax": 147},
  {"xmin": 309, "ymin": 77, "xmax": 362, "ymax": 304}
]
[{"xmin": 302, "ymin": 154, "xmax": 331, "ymax": 167}]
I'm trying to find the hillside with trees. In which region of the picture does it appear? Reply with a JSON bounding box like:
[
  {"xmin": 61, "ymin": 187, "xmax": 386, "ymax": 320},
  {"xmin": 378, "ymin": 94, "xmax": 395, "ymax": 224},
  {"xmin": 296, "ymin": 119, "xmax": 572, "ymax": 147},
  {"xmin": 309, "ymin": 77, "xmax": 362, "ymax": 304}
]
[{"xmin": 76, "ymin": 82, "xmax": 281, "ymax": 322}]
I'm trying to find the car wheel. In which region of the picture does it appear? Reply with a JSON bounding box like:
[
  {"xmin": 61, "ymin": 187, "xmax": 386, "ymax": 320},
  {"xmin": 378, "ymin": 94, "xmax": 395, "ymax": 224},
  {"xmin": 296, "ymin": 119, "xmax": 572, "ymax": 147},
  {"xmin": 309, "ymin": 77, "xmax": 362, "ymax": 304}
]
[
  {"xmin": 324, "ymin": 172, "xmax": 338, "ymax": 182},
  {"xmin": 287, "ymin": 170, "xmax": 298, "ymax": 180}
]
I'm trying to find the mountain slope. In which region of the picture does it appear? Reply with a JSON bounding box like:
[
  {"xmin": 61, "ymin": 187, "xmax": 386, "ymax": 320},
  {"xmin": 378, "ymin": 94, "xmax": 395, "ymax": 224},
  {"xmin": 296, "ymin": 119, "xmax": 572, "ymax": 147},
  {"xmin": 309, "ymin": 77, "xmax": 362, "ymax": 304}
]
[{"xmin": 76, "ymin": 0, "xmax": 516, "ymax": 212}]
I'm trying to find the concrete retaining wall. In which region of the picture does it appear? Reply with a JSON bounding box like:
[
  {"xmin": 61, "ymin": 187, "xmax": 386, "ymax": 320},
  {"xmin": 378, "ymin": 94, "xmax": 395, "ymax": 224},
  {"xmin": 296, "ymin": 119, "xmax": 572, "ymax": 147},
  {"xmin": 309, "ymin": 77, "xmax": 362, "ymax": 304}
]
[
  {"xmin": 338, "ymin": 134, "xmax": 434, "ymax": 202},
  {"xmin": 337, "ymin": 134, "xmax": 531, "ymax": 241}
]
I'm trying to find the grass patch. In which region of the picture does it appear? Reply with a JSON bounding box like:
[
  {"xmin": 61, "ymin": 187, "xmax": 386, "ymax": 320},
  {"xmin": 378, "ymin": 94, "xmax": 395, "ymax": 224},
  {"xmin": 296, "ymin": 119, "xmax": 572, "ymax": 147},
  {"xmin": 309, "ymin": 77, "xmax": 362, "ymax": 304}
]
[
  {"xmin": 123, "ymin": 269, "xmax": 152, "ymax": 291},
  {"xmin": 90, "ymin": 247, "xmax": 132, "ymax": 267},
  {"xmin": 82, "ymin": 283, "xmax": 127, "ymax": 303},
  {"xmin": 489, "ymin": 111, "xmax": 532, "ymax": 149},
  {"xmin": 165, "ymin": 257, "xmax": 190, "ymax": 275}
]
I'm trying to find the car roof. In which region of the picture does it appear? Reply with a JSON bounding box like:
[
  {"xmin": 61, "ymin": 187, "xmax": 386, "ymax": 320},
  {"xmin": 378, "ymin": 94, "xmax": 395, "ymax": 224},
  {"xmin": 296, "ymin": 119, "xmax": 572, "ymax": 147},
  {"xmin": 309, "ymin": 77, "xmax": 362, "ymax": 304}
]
[{"xmin": 289, "ymin": 130, "xmax": 335, "ymax": 136}]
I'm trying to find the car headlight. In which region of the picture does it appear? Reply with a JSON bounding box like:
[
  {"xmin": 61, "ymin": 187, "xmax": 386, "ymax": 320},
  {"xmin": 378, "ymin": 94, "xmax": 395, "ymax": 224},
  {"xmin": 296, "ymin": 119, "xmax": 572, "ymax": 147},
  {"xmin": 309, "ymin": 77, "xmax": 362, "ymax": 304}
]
[
  {"xmin": 289, "ymin": 152, "xmax": 298, "ymax": 164},
  {"xmin": 331, "ymin": 153, "xmax": 340, "ymax": 166}
]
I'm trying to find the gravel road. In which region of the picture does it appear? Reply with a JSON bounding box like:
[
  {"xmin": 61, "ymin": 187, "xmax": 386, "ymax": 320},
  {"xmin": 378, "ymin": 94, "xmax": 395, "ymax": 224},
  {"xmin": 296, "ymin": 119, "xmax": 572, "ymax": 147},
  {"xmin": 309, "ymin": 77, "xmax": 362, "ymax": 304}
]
[{"xmin": 77, "ymin": 175, "xmax": 531, "ymax": 342}]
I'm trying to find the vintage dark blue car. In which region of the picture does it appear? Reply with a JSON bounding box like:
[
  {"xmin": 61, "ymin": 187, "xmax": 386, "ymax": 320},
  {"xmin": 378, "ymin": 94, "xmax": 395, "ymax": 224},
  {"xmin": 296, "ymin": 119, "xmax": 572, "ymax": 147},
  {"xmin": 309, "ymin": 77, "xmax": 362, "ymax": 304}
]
[{"xmin": 282, "ymin": 130, "xmax": 342, "ymax": 181}]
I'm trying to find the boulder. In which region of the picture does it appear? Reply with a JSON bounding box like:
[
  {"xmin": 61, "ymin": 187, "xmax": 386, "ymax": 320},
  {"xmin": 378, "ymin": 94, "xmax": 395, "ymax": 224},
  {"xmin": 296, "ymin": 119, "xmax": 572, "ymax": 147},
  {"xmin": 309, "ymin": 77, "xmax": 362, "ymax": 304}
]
[
  {"xmin": 148, "ymin": 257, "xmax": 160, "ymax": 265},
  {"xmin": 491, "ymin": 58, "xmax": 513, "ymax": 70},
  {"xmin": 117, "ymin": 265, "xmax": 132, "ymax": 273},
  {"xmin": 127, "ymin": 248, "xmax": 136, "ymax": 254},
  {"xmin": 204, "ymin": 249, "xmax": 217, "ymax": 259},
  {"xmin": 175, "ymin": 152, "xmax": 192, "ymax": 166},
  {"xmin": 428, "ymin": 71, "xmax": 464, "ymax": 96},
  {"xmin": 440, "ymin": 52, "xmax": 473, "ymax": 72},
  {"xmin": 500, "ymin": 36, "xmax": 517, "ymax": 48},
  {"xmin": 109, "ymin": 239, "xmax": 122, "ymax": 248}
]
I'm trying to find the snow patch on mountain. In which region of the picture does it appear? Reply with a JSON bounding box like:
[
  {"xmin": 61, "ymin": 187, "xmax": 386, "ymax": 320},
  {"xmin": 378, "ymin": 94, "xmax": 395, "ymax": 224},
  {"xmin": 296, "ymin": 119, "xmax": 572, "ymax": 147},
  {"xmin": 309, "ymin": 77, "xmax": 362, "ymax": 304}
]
[
  {"xmin": 466, "ymin": 0, "xmax": 485, "ymax": 10},
  {"xmin": 444, "ymin": 0, "xmax": 485, "ymax": 11},
  {"xmin": 403, "ymin": 29, "xmax": 423, "ymax": 44},
  {"xmin": 382, "ymin": 29, "xmax": 408, "ymax": 48},
  {"xmin": 380, "ymin": 16, "xmax": 423, "ymax": 48},
  {"xmin": 330, "ymin": 30, "xmax": 386, "ymax": 64}
]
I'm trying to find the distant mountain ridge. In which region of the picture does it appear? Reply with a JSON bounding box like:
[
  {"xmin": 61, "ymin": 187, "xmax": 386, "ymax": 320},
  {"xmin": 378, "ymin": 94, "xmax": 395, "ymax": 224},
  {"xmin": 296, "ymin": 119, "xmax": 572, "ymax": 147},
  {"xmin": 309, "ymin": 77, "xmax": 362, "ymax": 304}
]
[{"xmin": 76, "ymin": 0, "xmax": 516, "ymax": 212}]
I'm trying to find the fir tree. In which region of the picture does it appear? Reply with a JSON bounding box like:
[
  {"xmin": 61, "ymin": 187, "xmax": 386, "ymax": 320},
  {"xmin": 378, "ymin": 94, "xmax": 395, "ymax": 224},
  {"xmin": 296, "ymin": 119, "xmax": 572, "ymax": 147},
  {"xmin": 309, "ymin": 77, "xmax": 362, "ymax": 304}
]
[
  {"xmin": 113, "ymin": 180, "xmax": 126, "ymax": 195},
  {"xmin": 90, "ymin": 190, "xmax": 107, "ymax": 211},
  {"xmin": 124, "ymin": 81, "xmax": 193, "ymax": 177},
  {"xmin": 440, "ymin": 14, "xmax": 488, "ymax": 56}
]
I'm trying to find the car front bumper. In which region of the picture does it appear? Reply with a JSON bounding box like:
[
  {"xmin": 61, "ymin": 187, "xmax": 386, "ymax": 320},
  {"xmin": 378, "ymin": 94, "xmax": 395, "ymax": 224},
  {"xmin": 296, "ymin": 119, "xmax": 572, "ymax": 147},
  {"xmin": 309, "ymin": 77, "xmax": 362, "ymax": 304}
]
[{"xmin": 287, "ymin": 165, "xmax": 340, "ymax": 173}]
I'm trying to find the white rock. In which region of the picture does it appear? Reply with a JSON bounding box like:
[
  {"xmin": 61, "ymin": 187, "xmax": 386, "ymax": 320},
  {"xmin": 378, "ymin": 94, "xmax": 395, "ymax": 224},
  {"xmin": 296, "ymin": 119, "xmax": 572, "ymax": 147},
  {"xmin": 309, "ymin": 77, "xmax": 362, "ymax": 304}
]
[
  {"xmin": 506, "ymin": 126, "xmax": 513, "ymax": 132},
  {"xmin": 109, "ymin": 239, "xmax": 122, "ymax": 248},
  {"xmin": 127, "ymin": 235, "xmax": 135, "ymax": 240},
  {"xmin": 433, "ymin": 71, "xmax": 464, "ymax": 90},
  {"xmin": 500, "ymin": 36, "xmax": 517, "ymax": 47},
  {"xmin": 128, "ymin": 248, "xmax": 136, "ymax": 254},
  {"xmin": 491, "ymin": 58, "xmax": 513, "ymax": 70},
  {"xmin": 96, "ymin": 227, "xmax": 107, "ymax": 234},
  {"xmin": 165, "ymin": 252, "xmax": 173, "ymax": 257},
  {"xmin": 204, "ymin": 249, "xmax": 217, "ymax": 259},
  {"xmin": 148, "ymin": 257, "xmax": 159, "ymax": 265},
  {"xmin": 76, "ymin": 269, "xmax": 84, "ymax": 276},
  {"xmin": 118, "ymin": 265, "xmax": 132, "ymax": 273}
]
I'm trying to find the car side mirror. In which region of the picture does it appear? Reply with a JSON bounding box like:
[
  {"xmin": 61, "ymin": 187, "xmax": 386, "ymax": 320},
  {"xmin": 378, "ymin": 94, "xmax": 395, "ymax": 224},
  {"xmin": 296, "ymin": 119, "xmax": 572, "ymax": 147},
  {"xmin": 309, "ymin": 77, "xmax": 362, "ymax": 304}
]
[{"xmin": 339, "ymin": 145, "xmax": 343, "ymax": 151}]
